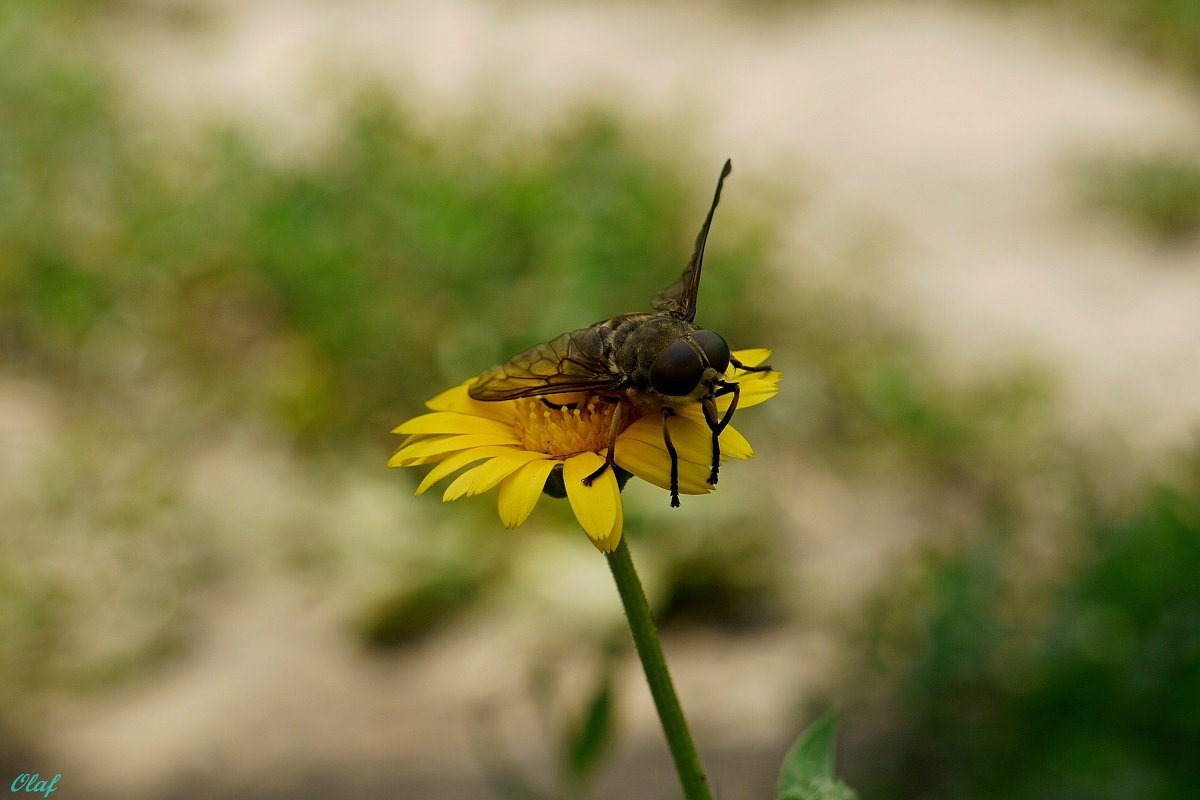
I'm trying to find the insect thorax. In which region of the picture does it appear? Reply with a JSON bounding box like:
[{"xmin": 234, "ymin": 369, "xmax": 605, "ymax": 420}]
[{"xmin": 611, "ymin": 313, "xmax": 699, "ymax": 394}]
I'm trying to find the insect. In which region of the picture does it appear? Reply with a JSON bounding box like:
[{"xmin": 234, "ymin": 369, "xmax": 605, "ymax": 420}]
[{"xmin": 468, "ymin": 159, "xmax": 771, "ymax": 507}]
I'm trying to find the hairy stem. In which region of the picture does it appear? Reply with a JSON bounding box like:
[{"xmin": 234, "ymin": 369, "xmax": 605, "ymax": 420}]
[{"xmin": 606, "ymin": 536, "xmax": 713, "ymax": 800}]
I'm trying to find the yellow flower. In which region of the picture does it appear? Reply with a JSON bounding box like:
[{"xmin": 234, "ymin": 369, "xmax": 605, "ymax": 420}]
[{"xmin": 389, "ymin": 349, "xmax": 780, "ymax": 552}]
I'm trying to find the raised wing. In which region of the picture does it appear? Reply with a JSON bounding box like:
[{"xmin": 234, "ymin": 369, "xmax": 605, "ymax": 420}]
[
  {"xmin": 468, "ymin": 325, "xmax": 624, "ymax": 401},
  {"xmin": 651, "ymin": 159, "xmax": 732, "ymax": 322}
]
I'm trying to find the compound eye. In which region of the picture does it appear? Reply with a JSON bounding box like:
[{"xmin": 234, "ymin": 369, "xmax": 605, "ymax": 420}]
[
  {"xmin": 650, "ymin": 339, "xmax": 704, "ymax": 397},
  {"xmin": 692, "ymin": 330, "xmax": 730, "ymax": 374}
]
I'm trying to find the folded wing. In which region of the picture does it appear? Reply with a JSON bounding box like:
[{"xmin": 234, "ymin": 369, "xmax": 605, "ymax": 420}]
[{"xmin": 468, "ymin": 326, "xmax": 624, "ymax": 401}]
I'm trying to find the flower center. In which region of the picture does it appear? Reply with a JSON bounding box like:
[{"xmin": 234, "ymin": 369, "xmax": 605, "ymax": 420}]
[{"xmin": 511, "ymin": 395, "xmax": 632, "ymax": 458}]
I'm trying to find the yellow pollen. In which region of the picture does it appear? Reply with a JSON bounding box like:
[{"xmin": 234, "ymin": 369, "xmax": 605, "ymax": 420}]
[{"xmin": 512, "ymin": 395, "xmax": 624, "ymax": 457}]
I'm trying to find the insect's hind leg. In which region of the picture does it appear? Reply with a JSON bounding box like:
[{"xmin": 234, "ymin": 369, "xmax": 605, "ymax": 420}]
[{"xmin": 582, "ymin": 400, "xmax": 623, "ymax": 487}]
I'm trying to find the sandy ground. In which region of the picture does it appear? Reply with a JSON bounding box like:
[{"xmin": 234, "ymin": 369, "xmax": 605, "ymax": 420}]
[{"xmin": 30, "ymin": 1, "xmax": 1200, "ymax": 798}]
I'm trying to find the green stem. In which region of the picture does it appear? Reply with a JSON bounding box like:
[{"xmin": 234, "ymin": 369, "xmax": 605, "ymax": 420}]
[{"xmin": 606, "ymin": 536, "xmax": 713, "ymax": 800}]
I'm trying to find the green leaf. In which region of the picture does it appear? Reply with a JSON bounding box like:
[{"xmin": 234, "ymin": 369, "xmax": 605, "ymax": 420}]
[
  {"xmin": 779, "ymin": 713, "xmax": 836, "ymax": 786},
  {"xmin": 777, "ymin": 713, "xmax": 858, "ymax": 800},
  {"xmin": 777, "ymin": 776, "xmax": 858, "ymax": 800}
]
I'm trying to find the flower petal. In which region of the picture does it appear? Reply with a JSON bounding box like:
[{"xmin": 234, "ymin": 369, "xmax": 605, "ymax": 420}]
[
  {"xmin": 413, "ymin": 445, "xmax": 520, "ymax": 496},
  {"xmin": 618, "ymin": 414, "xmax": 716, "ymax": 468},
  {"xmin": 441, "ymin": 452, "xmax": 545, "ymax": 501},
  {"xmin": 673, "ymin": 409, "xmax": 756, "ymax": 458},
  {"xmin": 563, "ymin": 453, "xmax": 619, "ymax": 544},
  {"xmin": 721, "ymin": 369, "xmax": 781, "ymax": 411},
  {"xmin": 392, "ymin": 412, "xmax": 514, "ymax": 436},
  {"xmin": 425, "ymin": 379, "xmax": 516, "ymax": 424},
  {"xmin": 444, "ymin": 462, "xmax": 488, "ymax": 501},
  {"xmin": 470, "ymin": 451, "xmax": 550, "ymax": 495},
  {"xmin": 592, "ymin": 492, "xmax": 623, "ymax": 554},
  {"xmin": 613, "ymin": 436, "xmax": 712, "ymax": 495},
  {"xmin": 390, "ymin": 432, "xmax": 521, "ymax": 466},
  {"xmin": 717, "ymin": 424, "xmax": 754, "ymax": 459},
  {"xmin": 497, "ymin": 458, "xmax": 560, "ymax": 528}
]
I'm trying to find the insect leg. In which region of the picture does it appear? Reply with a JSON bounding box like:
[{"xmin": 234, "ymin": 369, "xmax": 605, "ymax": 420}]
[
  {"xmin": 701, "ymin": 397, "xmax": 721, "ymax": 486},
  {"xmin": 701, "ymin": 382, "xmax": 741, "ymax": 485},
  {"xmin": 582, "ymin": 400, "xmax": 623, "ymax": 486},
  {"xmin": 661, "ymin": 407, "xmax": 681, "ymax": 508},
  {"xmin": 729, "ymin": 354, "xmax": 772, "ymax": 373},
  {"xmin": 712, "ymin": 380, "xmax": 741, "ymax": 433}
]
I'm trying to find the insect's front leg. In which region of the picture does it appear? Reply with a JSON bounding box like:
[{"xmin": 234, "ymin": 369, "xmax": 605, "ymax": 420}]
[
  {"xmin": 729, "ymin": 354, "xmax": 772, "ymax": 373},
  {"xmin": 582, "ymin": 399, "xmax": 623, "ymax": 487},
  {"xmin": 701, "ymin": 381, "xmax": 741, "ymax": 486},
  {"xmin": 661, "ymin": 406, "xmax": 680, "ymax": 508}
]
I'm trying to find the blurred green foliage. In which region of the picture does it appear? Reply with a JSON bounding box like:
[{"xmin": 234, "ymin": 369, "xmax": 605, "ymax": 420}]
[
  {"xmin": 0, "ymin": 7, "xmax": 769, "ymax": 450},
  {"xmin": 848, "ymin": 468, "xmax": 1200, "ymax": 799},
  {"xmin": 1078, "ymin": 153, "xmax": 1200, "ymax": 241},
  {"xmin": 1088, "ymin": 0, "xmax": 1200, "ymax": 82},
  {"xmin": 769, "ymin": 276, "xmax": 1055, "ymax": 491},
  {"xmin": 655, "ymin": 516, "xmax": 790, "ymax": 631},
  {"xmin": 474, "ymin": 645, "xmax": 620, "ymax": 800},
  {"xmin": 985, "ymin": 0, "xmax": 1200, "ymax": 84},
  {"xmin": 356, "ymin": 566, "xmax": 488, "ymax": 649}
]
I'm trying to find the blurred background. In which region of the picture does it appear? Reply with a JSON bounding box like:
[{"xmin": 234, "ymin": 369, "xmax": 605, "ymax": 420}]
[{"xmin": 3, "ymin": 0, "xmax": 1200, "ymax": 798}]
